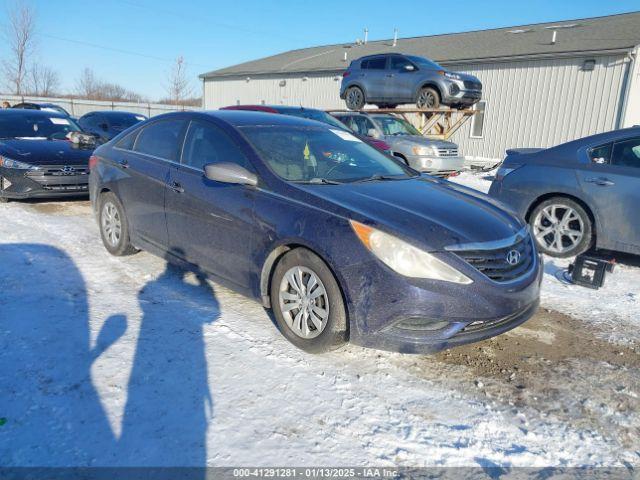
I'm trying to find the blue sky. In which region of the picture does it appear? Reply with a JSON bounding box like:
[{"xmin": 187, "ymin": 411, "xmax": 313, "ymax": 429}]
[{"xmin": 1, "ymin": 0, "xmax": 638, "ymax": 100}]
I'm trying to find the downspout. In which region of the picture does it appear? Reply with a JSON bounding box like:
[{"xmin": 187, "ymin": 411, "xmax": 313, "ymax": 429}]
[{"xmin": 616, "ymin": 47, "xmax": 637, "ymax": 129}]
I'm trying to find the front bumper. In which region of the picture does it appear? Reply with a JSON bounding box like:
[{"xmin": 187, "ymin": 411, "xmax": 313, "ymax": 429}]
[
  {"xmin": 443, "ymin": 87, "xmax": 482, "ymax": 107},
  {"xmin": 340, "ymin": 251, "xmax": 543, "ymax": 354},
  {"xmin": 0, "ymin": 166, "xmax": 89, "ymax": 199},
  {"xmin": 405, "ymin": 154, "xmax": 465, "ymax": 174}
]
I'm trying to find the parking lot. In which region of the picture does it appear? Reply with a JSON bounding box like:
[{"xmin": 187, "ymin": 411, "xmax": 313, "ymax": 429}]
[{"xmin": 1, "ymin": 170, "xmax": 638, "ymax": 468}]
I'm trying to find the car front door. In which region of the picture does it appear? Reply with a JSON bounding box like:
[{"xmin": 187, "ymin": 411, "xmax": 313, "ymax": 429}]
[
  {"xmin": 386, "ymin": 56, "xmax": 418, "ymax": 102},
  {"xmin": 361, "ymin": 56, "xmax": 389, "ymax": 102},
  {"xmin": 165, "ymin": 119, "xmax": 257, "ymax": 289},
  {"xmin": 576, "ymin": 137, "xmax": 640, "ymax": 252},
  {"xmin": 117, "ymin": 118, "xmax": 188, "ymax": 249}
]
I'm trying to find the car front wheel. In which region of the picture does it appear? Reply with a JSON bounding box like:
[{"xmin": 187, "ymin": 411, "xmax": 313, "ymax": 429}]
[
  {"xmin": 345, "ymin": 86, "xmax": 365, "ymax": 110},
  {"xmin": 99, "ymin": 192, "xmax": 138, "ymax": 256},
  {"xmin": 270, "ymin": 248, "xmax": 347, "ymax": 353},
  {"xmin": 416, "ymin": 87, "xmax": 440, "ymax": 109},
  {"xmin": 530, "ymin": 197, "xmax": 593, "ymax": 258}
]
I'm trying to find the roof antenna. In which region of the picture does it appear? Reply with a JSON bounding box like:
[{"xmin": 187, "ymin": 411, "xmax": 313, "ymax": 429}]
[
  {"xmin": 364, "ymin": 28, "xmax": 369, "ymax": 44},
  {"xmin": 393, "ymin": 28, "xmax": 398, "ymax": 47},
  {"xmin": 551, "ymin": 30, "xmax": 557, "ymax": 45}
]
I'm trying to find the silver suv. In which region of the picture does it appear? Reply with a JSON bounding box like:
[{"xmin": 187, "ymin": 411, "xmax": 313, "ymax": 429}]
[
  {"xmin": 333, "ymin": 112, "xmax": 465, "ymax": 176},
  {"xmin": 340, "ymin": 53, "xmax": 482, "ymax": 110}
]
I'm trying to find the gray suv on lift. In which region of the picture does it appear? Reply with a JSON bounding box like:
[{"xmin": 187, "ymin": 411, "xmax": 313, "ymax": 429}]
[
  {"xmin": 333, "ymin": 111, "xmax": 464, "ymax": 177},
  {"xmin": 340, "ymin": 53, "xmax": 482, "ymax": 110}
]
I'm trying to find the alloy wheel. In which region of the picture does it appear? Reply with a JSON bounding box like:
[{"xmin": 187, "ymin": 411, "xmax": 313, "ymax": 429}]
[
  {"xmin": 533, "ymin": 204, "xmax": 584, "ymax": 254},
  {"xmin": 278, "ymin": 266, "xmax": 330, "ymax": 339},
  {"xmin": 346, "ymin": 88, "xmax": 364, "ymax": 110},
  {"xmin": 417, "ymin": 90, "xmax": 436, "ymax": 109},
  {"xmin": 101, "ymin": 201, "xmax": 122, "ymax": 247}
]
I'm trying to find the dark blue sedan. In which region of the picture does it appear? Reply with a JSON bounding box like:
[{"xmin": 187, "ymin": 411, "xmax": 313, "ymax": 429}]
[
  {"xmin": 89, "ymin": 111, "xmax": 542, "ymax": 354},
  {"xmin": 489, "ymin": 128, "xmax": 640, "ymax": 258}
]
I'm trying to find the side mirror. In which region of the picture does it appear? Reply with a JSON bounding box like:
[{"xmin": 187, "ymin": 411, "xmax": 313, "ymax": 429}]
[
  {"xmin": 367, "ymin": 128, "xmax": 381, "ymax": 139},
  {"xmin": 403, "ymin": 64, "xmax": 415, "ymax": 72},
  {"xmin": 204, "ymin": 162, "xmax": 258, "ymax": 186}
]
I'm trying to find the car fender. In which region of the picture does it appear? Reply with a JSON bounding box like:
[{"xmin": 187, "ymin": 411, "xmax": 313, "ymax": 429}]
[{"xmin": 412, "ymin": 79, "xmax": 444, "ymax": 102}]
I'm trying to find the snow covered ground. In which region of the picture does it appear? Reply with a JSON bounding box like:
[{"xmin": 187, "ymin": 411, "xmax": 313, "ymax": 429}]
[{"xmin": 0, "ymin": 174, "xmax": 638, "ymax": 469}]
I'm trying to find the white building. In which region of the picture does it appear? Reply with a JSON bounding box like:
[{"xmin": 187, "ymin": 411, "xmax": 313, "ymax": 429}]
[{"xmin": 201, "ymin": 12, "xmax": 640, "ymax": 163}]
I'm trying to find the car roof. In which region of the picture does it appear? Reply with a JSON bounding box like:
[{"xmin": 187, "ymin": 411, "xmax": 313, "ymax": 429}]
[
  {"xmin": 81, "ymin": 110, "xmax": 145, "ymax": 117},
  {"xmin": 155, "ymin": 110, "xmax": 332, "ymax": 129},
  {"xmin": 0, "ymin": 108, "xmax": 68, "ymax": 118},
  {"xmin": 222, "ymin": 105, "xmax": 326, "ymax": 115}
]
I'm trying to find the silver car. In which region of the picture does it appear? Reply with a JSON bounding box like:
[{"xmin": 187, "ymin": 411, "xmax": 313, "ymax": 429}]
[{"xmin": 333, "ymin": 112, "xmax": 465, "ymax": 176}]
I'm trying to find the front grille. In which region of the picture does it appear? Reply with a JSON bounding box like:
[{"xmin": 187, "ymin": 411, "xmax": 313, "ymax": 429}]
[
  {"xmin": 452, "ymin": 233, "xmax": 535, "ymax": 283},
  {"xmin": 26, "ymin": 165, "xmax": 89, "ymax": 177},
  {"xmin": 463, "ymin": 80, "xmax": 482, "ymax": 90},
  {"xmin": 436, "ymin": 148, "xmax": 459, "ymax": 157}
]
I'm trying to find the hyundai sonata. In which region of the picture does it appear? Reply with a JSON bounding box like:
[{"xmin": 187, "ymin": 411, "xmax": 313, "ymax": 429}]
[{"xmin": 89, "ymin": 111, "xmax": 541, "ymax": 353}]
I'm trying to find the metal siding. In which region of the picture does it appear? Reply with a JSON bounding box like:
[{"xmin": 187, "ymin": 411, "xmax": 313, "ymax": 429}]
[{"xmin": 203, "ymin": 54, "xmax": 629, "ymax": 160}]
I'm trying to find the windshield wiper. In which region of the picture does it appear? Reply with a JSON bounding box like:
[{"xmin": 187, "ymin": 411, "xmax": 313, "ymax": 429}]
[
  {"xmin": 293, "ymin": 178, "xmax": 344, "ymax": 185},
  {"xmin": 353, "ymin": 174, "xmax": 410, "ymax": 183}
]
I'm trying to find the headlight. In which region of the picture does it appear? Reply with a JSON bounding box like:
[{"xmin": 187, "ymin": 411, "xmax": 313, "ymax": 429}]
[
  {"xmin": 411, "ymin": 145, "xmax": 437, "ymax": 156},
  {"xmin": 350, "ymin": 220, "xmax": 472, "ymax": 284},
  {"xmin": 0, "ymin": 156, "xmax": 39, "ymax": 170},
  {"xmin": 444, "ymin": 72, "xmax": 462, "ymax": 80}
]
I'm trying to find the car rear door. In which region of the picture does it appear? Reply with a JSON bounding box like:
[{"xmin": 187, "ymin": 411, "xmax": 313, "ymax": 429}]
[
  {"xmin": 165, "ymin": 119, "xmax": 257, "ymax": 289},
  {"xmin": 386, "ymin": 56, "xmax": 417, "ymax": 102},
  {"xmin": 117, "ymin": 118, "xmax": 188, "ymax": 249},
  {"xmin": 360, "ymin": 56, "xmax": 388, "ymax": 102},
  {"xmin": 576, "ymin": 137, "xmax": 640, "ymax": 252}
]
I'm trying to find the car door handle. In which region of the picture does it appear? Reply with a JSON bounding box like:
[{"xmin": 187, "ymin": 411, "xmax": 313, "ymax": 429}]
[
  {"xmin": 386, "ymin": 74, "xmax": 394, "ymax": 78},
  {"xmin": 169, "ymin": 181, "xmax": 184, "ymax": 193},
  {"xmin": 118, "ymin": 159, "xmax": 129, "ymax": 169},
  {"xmin": 585, "ymin": 177, "xmax": 615, "ymax": 186}
]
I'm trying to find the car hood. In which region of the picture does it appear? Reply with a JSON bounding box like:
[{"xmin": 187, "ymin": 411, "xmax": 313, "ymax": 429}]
[
  {"xmin": 296, "ymin": 177, "xmax": 523, "ymax": 251},
  {"xmin": 384, "ymin": 135, "xmax": 458, "ymax": 150},
  {"xmin": 0, "ymin": 138, "xmax": 93, "ymax": 166}
]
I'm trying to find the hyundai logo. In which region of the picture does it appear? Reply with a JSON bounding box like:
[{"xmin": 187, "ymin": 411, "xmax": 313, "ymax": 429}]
[
  {"xmin": 506, "ymin": 250, "xmax": 521, "ymax": 265},
  {"xmin": 61, "ymin": 166, "xmax": 75, "ymax": 175}
]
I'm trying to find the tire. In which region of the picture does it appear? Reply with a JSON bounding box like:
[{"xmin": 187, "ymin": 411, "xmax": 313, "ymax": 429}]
[
  {"xmin": 270, "ymin": 248, "xmax": 348, "ymax": 353},
  {"xmin": 416, "ymin": 86, "xmax": 440, "ymax": 109},
  {"xmin": 529, "ymin": 197, "xmax": 593, "ymax": 258},
  {"xmin": 344, "ymin": 86, "xmax": 365, "ymax": 111},
  {"xmin": 98, "ymin": 191, "xmax": 138, "ymax": 256}
]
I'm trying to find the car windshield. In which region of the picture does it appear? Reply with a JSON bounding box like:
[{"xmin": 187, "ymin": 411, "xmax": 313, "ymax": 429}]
[
  {"xmin": 240, "ymin": 125, "xmax": 414, "ymax": 183},
  {"xmin": 0, "ymin": 114, "xmax": 82, "ymax": 139},
  {"xmin": 282, "ymin": 109, "xmax": 349, "ymax": 130},
  {"xmin": 372, "ymin": 116, "xmax": 421, "ymax": 136},
  {"xmin": 406, "ymin": 55, "xmax": 444, "ymax": 70}
]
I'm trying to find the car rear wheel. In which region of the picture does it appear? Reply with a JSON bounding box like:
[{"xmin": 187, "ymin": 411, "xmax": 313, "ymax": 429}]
[
  {"xmin": 345, "ymin": 86, "xmax": 365, "ymax": 110},
  {"xmin": 530, "ymin": 197, "xmax": 593, "ymax": 258},
  {"xmin": 270, "ymin": 248, "xmax": 347, "ymax": 353},
  {"xmin": 99, "ymin": 192, "xmax": 138, "ymax": 256},
  {"xmin": 416, "ymin": 87, "xmax": 440, "ymax": 109}
]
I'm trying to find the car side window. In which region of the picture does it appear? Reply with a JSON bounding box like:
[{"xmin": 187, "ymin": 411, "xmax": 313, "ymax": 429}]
[
  {"xmin": 611, "ymin": 138, "xmax": 640, "ymax": 169},
  {"xmin": 588, "ymin": 143, "xmax": 612, "ymax": 164},
  {"xmin": 362, "ymin": 57, "xmax": 386, "ymax": 70},
  {"xmin": 390, "ymin": 56, "xmax": 414, "ymax": 70},
  {"xmin": 134, "ymin": 119, "xmax": 187, "ymax": 161},
  {"xmin": 181, "ymin": 120, "xmax": 251, "ymax": 171},
  {"xmin": 350, "ymin": 116, "xmax": 375, "ymax": 136},
  {"xmin": 116, "ymin": 130, "xmax": 139, "ymax": 150}
]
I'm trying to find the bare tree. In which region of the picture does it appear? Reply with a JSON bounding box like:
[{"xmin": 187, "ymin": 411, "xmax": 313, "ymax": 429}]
[
  {"xmin": 28, "ymin": 64, "xmax": 60, "ymax": 96},
  {"xmin": 75, "ymin": 67, "xmax": 100, "ymax": 99},
  {"xmin": 2, "ymin": 0, "xmax": 37, "ymax": 95},
  {"xmin": 165, "ymin": 56, "xmax": 194, "ymax": 106}
]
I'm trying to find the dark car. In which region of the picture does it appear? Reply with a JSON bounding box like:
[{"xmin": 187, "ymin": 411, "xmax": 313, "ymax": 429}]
[
  {"xmin": 0, "ymin": 110, "xmax": 93, "ymax": 202},
  {"xmin": 12, "ymin": 102, "xmax": 72, "ymax": 117},
  {"xmin": 78, "ymin": 111, "xmax": 147, "ymax": 142},
  {"xmin": 489, "ymin": 128, "xmax": 640, "ymax": 258},
  {"xmin": 89, "ymin": 111, "xmax": 541, "ymax": 354},
  {"xmin": 221, "ymin": 105, "xmax": 392, "ymax": 154},
  {"xmin": 340, "ymin": 53, "xmax": 482, "ymax": 110}
]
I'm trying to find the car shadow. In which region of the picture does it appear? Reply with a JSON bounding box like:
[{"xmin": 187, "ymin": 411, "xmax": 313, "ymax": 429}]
[{"xmin": 0, "ymin": 243, "xmax": 220, "ymax": 474}]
